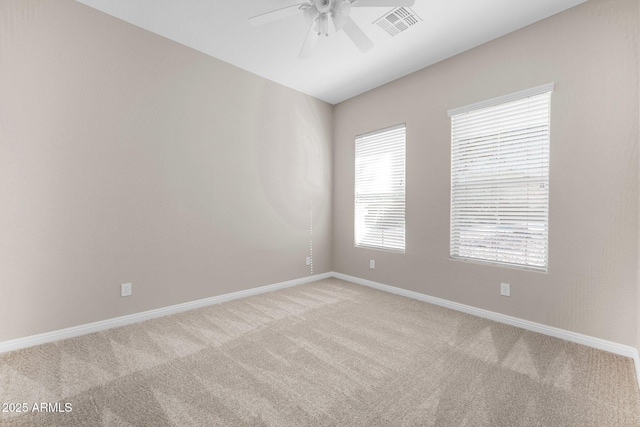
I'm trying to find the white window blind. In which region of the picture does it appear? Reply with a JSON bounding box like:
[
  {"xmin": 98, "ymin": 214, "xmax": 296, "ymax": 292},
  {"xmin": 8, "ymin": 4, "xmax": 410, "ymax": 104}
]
[
  {"xmin": 355, "ymin": 124, "xmax": 406, "ymax": 252},
  {"xmin": 449, "ymin": 84, "xmax": 552, "ymax": 271}
]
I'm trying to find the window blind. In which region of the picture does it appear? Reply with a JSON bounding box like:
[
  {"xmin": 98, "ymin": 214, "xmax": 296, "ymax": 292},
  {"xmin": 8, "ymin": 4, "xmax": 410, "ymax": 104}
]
[
  {"xmin": 449, "ymin": 87, "xmax": 552, "ymax": 271},
  {"xmin": 355, "ymin": 124, "xmax": 406, "ymax": 252}
]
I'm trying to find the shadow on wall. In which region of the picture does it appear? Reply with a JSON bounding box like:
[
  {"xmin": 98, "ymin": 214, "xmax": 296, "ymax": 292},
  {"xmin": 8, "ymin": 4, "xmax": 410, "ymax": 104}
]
[{"xmin": 255, "ymin": 84, "xmax": 330, "ymax": 231}]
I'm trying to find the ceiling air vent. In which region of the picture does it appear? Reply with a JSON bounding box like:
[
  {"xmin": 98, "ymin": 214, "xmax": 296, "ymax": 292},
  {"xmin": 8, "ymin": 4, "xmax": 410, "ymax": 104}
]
[{"xmin": 375, "ymin": 7, "xmax": 421, "ymax": 37}]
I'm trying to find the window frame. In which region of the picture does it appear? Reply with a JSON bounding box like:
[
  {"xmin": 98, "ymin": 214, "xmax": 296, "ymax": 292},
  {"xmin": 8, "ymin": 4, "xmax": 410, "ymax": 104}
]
[
  {"xmin": 448, "ymin": 84, "xmax": 553, "ymax": 272},
  {"xmin": 354, "ymin": 123, "xmax": 406, "ymax": 253}
]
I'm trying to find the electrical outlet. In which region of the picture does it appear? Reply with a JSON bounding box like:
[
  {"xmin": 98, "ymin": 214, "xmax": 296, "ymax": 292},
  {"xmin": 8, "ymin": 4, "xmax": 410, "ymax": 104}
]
[
  {"xmin": 121, "ymin": 283, "xmax": 132, "ymax": 297},
  {"xmin": 500, "ymin": 283, "xmax": 510, "ymax": 297},
  {"xmin": 370, "ymin": 260, "xmax": 375, "ymax": 269},
  {"xmin": 306, "ymin": 256, "xmax": 311, "ymax": 266}
]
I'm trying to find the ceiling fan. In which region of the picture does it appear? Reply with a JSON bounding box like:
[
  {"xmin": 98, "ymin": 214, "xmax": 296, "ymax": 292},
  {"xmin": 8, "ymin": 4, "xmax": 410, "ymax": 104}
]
[{"xmin": 249, "ymin": 0, "xmax": 416, "ymax": 58}]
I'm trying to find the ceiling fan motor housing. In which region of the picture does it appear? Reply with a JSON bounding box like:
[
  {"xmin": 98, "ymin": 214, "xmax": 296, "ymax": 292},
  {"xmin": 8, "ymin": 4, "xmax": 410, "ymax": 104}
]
[{"xmin": 314, "ymin": 0, "xmax": 333, "ymax": 13}]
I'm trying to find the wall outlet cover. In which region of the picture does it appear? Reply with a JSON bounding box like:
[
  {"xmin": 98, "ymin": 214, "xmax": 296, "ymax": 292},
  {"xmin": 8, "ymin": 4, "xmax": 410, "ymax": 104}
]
[
  {"xmin": 500, "ymin": 283, "xmax": 510, "ymax": 297},
  {"xmin": 370, "ymin": 260, "xmax": 375, "ymax": 269},
  {"xmin": 121, "ymin": 283, "xmax": 132, "ymax": 297}
]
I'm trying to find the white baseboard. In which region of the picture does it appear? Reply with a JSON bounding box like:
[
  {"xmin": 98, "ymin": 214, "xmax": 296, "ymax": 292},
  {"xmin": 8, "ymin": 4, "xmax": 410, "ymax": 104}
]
[
  {"xmin": 0, "ymin": 272, "xmax": 333, "ymax": 355},
  {"xmin": 2, "ymin": 270, "xmax": 639, "ymax": 390},
  {"xmin": 331, "ymin": 272, "xmax": 640, "ymax": 389}
]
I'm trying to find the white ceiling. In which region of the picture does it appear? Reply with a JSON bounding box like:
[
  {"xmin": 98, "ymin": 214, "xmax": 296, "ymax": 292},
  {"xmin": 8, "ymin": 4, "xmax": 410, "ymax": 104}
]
[{"xmin": 75, "ymin": 0, "xmax": 586, "ymax": 105}]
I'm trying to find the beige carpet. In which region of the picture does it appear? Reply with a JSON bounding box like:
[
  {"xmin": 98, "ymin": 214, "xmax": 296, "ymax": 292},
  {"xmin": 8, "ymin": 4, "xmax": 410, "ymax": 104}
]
[{"xmin": 1, "ymin": 278, "xmax": 639, "ymax": 426}]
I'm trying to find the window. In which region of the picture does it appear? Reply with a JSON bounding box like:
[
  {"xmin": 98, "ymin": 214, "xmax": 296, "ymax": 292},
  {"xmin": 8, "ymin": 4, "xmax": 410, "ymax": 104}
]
[
  {"xmin": 355, "ymin": 124, "xmax": 406, "ymax": 252},
  {"xmin": 448, "ymin": 84, "xmax": 553, "ymax": 271}
]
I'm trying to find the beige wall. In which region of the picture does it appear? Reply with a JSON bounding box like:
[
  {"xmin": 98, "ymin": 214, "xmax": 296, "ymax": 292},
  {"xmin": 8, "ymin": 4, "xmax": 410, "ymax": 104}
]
[
  {"xmin": 0, "ymin": 0, "xmax": 333, "ymax": 341},
  {"xmin": 333, "ymin": 0, "xmax": 639, "ymax": 346}
]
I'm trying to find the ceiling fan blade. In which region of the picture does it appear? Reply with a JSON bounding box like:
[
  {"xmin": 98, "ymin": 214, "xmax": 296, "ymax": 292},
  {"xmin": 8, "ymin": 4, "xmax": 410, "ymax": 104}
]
[
  {"xmin": 351, "ymin": 0, "xmax": 415, "ymax": 7},
  {"xmin": 300, "ymin": 21, "xmax": 320, "ymax": 58},
  {"xmin": 249, "ymin": 3, "xmax": 306, "ymax": 26},
  {"xmin": 342, "ymin": 17, "xmax": 374, "ymax": 53}
]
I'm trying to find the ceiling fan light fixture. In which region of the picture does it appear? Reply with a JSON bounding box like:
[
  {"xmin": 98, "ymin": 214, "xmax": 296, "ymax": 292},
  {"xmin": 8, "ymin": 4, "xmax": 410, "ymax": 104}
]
[{"xmin": 313, "ymin": 0, "xmax": 333, "ymax": 14}]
